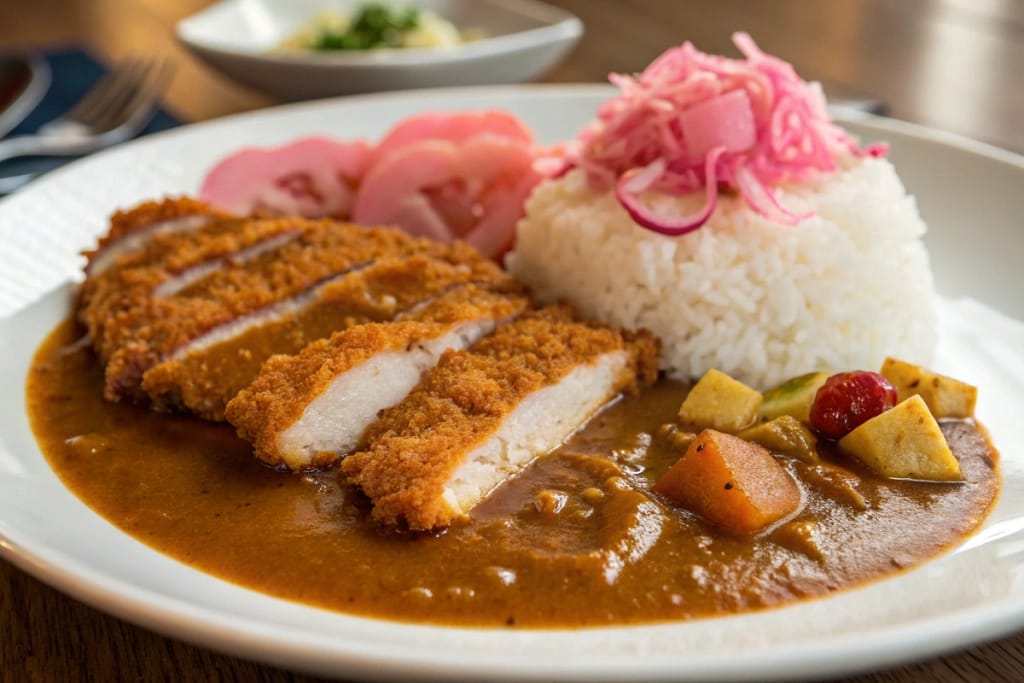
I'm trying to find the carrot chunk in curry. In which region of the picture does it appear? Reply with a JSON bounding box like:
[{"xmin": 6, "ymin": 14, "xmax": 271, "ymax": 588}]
[{"xmin": 654, "ymin": 429, "xmax": 802, "ymax": 535}]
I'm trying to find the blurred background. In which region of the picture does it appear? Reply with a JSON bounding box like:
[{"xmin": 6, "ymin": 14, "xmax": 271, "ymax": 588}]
[
  {"xmin": 0, "ymin": 0, "xmax": 1021, "ymax": 152},
  {"xmin": 0, "ymin": 1, "xmax": 1022, "ymax": 681}
]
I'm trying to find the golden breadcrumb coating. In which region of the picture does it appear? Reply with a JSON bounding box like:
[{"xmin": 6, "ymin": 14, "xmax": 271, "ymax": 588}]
[
  {"xmin": 80, "ymin": 200, "xmax": 664, "ymax": 517},
  {"xmin": 225, "ymin": 284, "xmax": 527, "ymax": 466},
  {"xmin": 85, "ymin": 196, "xmax": 231, "ymax": 264},
  {"xmin": 142, "ymin": 254, "xmax": 516, "ymax": 421},
  {"xmin": 341, "ymin": 305, "xmax": 660, "ymax": 530},
  {"xmin": 95, "ymin": 219, "xmax": 432, "ymax": 404},
  {"xmin": 77, "ymin": 198, "xmax": 235, "ymax": 322},
  {"xmin": 82, "ymin": 216, "xmax": 301, "ymax": 356},
  {"xmin": 79, "ymin": 195, "xmax": 513, "ymax": 412}
]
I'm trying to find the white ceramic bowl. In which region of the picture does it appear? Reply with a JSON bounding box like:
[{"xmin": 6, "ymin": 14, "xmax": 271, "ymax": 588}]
[{"xmin": 176, "ymin": 0, "xmax": 583, "ymax": 101}]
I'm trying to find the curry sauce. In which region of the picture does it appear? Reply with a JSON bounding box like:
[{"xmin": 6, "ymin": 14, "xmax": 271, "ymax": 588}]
[{"xmin": 27, "ymin": 319, "xmax": 1000, "ymax": 627}]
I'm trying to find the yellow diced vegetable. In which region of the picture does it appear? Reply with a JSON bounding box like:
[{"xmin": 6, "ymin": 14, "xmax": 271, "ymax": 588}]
[
  {"xmin": 654, "ymin": 429, "xmax": 801, "ymax": 535},
  {"xmin": 739, "ymin": 416, "xmax": 820, "ymax": 464},
  {"xmin": 838, "ymin": 395, "xmax": 962, "ymax": 481},
  {"xmin": 880, "ymin": 357, "xmax": 977, "ymax": 419},
  {"xmin": 678, "ymin": 369, "xmax": 761, "ymax": 433}
]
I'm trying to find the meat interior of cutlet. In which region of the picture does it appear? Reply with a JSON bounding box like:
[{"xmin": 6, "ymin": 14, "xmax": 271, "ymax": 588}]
[
  {"xmin": 82, "ymin": 198, "xmax": 660, "ymax": 528},
  {"xmin": 341, "ymin": 305, "xmax": 660, "ymax": 531},
  {"xmin": 144, "ymin": 251, "xmax": 514, "ymax": 421},
  {"xmin": 80, "ymin": 214, "xmax": 291, "ymax": 351},
  {"xmin": 83, "ymin": 197, "xmax": 232, "ymax": 278},
  {"xmin": 225, "ymin": 282, "xmax": 528, "ymax": 469},
  {"xmin": 83, "ymin": 201, "xmax": 465, "ymax": 406}
]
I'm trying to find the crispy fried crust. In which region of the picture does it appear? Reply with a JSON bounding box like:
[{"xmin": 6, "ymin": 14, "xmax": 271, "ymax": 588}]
[
  {"xmin": 77, "ymin": 198, "xmax": 235, "ymax": 322},
  {"xmin": 225, "ymin": 284, "xmax": 527, "ymax": 466},
  {"xmin": 95, "ymin": 219, "xmax": 430, "ymax": 404},
  {"xmin": 341, "ymin": 305, "xmax": 660, "ymax": 530},
  {"xmin": 79, "ymin": 196, "xmax": 516, "ymax": 412},
  {"xmin": 86, "ymin": 197, "xmax": 231, "ymax": 263},
  {"xmin": 81, "ymin": 200, "xmax": 665, "ymax": 520},
  {"xmin": 142, "ymin": 254, "xmax": 516, "ymax": 420},
  {"xmin": 82, "ymin": 216, "xmax": 300, "ymax": 357}
]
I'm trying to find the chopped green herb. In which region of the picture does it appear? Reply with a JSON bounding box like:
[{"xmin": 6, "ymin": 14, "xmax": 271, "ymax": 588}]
[{"xmin": 313, "ymin": 3, "xmax": 421, "ymax": 51}]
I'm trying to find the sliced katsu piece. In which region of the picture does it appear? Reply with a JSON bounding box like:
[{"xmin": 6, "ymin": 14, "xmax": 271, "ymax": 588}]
[
  {"xmin": 97, "ymin": 219, "xmax": 432, "ymax": 405},
  {"xmin": 83, "ymin": 197, "xmax": 233, "ymax": 279},
  {"xmin": 77, "ymin": 197, "xmax": 236, "ymax": 322},
  {"xmin": 144, "ymin": 249, "xmax": 513, "ymax": 420},
  {"xmin": 342, "ymin": 306, "xmax": 660, "ymax": 531},
  {"xmin": 81, "ymin": 215, "xmax": 307, "ymax": 357},
  {"xmin": 226, "ymin": 283, "xmax": 528, "ymax": 469}
]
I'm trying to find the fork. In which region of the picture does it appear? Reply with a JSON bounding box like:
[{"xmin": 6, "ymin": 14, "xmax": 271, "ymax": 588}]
[{"xmin": 0, "ymin": 58, "xmax": 174, "ymax": 165}]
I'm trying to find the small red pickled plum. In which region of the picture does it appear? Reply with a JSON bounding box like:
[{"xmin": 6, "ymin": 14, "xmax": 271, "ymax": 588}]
[{"xmin": 809, "ymin": 371, "xmax": 898, "ymax": 439}]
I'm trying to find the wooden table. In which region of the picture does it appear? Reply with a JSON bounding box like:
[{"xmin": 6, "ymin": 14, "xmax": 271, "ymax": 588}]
[{"xmin": 1, "ymin": 1, "xmax": 1021, "ymax": 680}]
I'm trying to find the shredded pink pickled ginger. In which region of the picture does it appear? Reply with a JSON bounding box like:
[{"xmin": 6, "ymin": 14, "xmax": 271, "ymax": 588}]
[{"xmin": 570, "ymin": 32, "xmax": 887, "ymax": 234}]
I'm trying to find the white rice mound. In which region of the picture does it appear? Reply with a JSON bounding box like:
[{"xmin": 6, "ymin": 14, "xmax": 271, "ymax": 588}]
[{"xmin": 507, "ymin": 158, "xmax": 937, "ymax": 389}]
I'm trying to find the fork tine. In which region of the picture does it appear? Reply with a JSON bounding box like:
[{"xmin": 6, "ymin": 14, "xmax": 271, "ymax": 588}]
[
  {"xmin": 104, "ymin": 59, "xmax": 175, "ymax": 130},
  {"xmin": 130, "ymin": 59, "xmax": 175, "ymax": 110},
  {"xmin": 79, "ymin": 59, "xmax": 155, "ymax": 130},
  {"xmin": 65, "ymin": 59, "xmax": 147, "ymax": 124},
  {"xmin": 0, "ymin": 56, "xmax": 174, "ymax": 165}
]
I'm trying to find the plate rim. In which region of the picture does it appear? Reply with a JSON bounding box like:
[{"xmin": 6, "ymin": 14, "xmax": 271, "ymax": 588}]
[
  {"xmin": 1, "ymin": 83, "xmax": 1023, "ymax": 682},
  {"xmin": 2, "ymin": 83, "xmax": 1022, "ymax": 218},
  {"xmin": 2, "ymin": 450, "xmax": 1022, "ymax": 683}
]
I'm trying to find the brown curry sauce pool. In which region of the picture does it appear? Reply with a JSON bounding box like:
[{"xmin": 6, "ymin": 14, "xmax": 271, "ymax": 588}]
[{"xmin": 28, "ymin": 318, "xmax": 1000, "ymax": 627}]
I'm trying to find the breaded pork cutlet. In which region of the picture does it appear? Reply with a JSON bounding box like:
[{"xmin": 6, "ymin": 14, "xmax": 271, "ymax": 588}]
[
  {"xmin": 77, "ymin": 198, "xmax": 236, "ymax": 324},
  {"xmin": 144, "ymin": 250, "xmax": 512, "ymax": 420},
  {"xmin": 82, "ymin": 216, "xmax": 306, "ymax": 359},
  {"xmin": 342, "ymin": 306, "xmax": 660, "ymax": 531},
  {"xmin": 83, "ymin": 197, "xmax": 232, "ymax": 279},
  {"xmin": 93, "ymin": 218, "xmax": 430, "ymax": 405},
  {"xmin": 225, "ymin": 283, "xmax": 528, "ymax": 469}
]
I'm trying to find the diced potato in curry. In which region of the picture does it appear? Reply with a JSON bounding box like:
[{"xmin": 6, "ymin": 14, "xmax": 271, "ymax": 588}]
[
  {"xmin": 739, "ymin": 415, "xmax": 819, "ymax": 464},
  {"xmin": 654, "ymin": 429, "xmax": 801, "ymax": 535},
  {"xmin": 760, "ymin": 371, "xmax": 829, "ymax": 423},
  {"xmin": 678, "ymin": 369, "xmax": 761, "ymax": 433},
  {"xmin": 839, "ymin": 395, "xmax": 962, "ymax": 481},
  {"xmin": 880, "ymin": 357, "xmax": 977, "ymax": 419}
]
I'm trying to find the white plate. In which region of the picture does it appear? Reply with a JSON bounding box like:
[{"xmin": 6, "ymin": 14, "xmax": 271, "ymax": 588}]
[
  {"xmin": 177, "ymin": 0, "xmax": 583, "ymax": 100},
  {"xmin": 1, "ymin": 85, "xmax": 1023, "ymax": 682}
]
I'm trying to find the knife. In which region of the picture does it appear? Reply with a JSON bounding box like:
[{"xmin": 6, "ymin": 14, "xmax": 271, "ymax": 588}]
[{"xmin": 0, "ymin": 55, "xmax": 51, "ymax": 139}]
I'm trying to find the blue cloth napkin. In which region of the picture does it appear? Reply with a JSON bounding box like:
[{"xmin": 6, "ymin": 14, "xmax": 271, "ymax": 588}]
[{"xmin": 0, "ymin": 49, "xmax": 180, "ymax": 182}]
